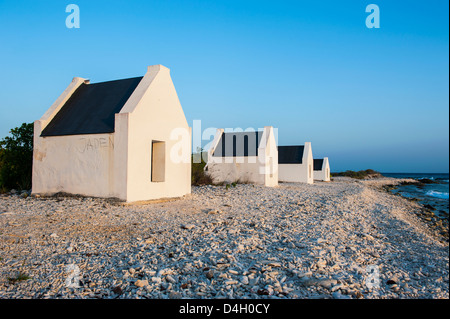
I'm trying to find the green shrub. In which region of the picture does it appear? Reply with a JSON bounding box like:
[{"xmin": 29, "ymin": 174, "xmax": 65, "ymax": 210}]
[
  {"xmin": 8, "ymin": 272, "xmax": 31, "ymax": 283},
  {"xmin": 0, "ymin": 123, "xmax": 34, "ymax": 190},
  {"xmin": 331, "ymin": 169, "xmax": 382, "ymax": 179},
  {"xmin": 191, "ymin": 152, "xmax": 213, "ymax": 186}
]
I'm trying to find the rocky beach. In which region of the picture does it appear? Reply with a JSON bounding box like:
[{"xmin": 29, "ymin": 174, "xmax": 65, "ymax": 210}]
[{"xmin": 0, "ymin": 177, "xmax": 448, "ymax": 299}]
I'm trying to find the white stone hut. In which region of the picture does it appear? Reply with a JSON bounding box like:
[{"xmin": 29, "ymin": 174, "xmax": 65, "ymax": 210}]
[
  {"xmin": 313, "ymin": 157, "xmax": 331, "ymax": 182},
  {"xmin": 277, "ymin": 142, "xmax": 314, "ymax": 184},
  {"xmin": 205, "ymin": 127, "xmax": 278, "ymax": 187},
  {"xmin": 32, "ymin": 65, "xmax": 191, "ymax": 202}
]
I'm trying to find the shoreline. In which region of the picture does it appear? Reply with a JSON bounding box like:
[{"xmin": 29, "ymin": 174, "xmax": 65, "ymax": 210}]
[
  {"xmin": 0, "ymin": 178, "xmax": 448, "ymax": 299},
  {"xmin": 360, "ymin": 176, "xmax": 449, "ymax": 243}
]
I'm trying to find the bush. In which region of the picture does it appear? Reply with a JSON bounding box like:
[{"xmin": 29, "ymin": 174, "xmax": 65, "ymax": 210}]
[
  {"xmin": 191, "ymin": 151, "xmax": 253, "ymax": 187},
  {"xmin": 191, "ymin": 152, "xmax": 213, "ymax": 186},
  {"xmin": 0, "ymin": 123, "xmax": 34, "ymax": 190},
  {"xmin": 8, "ymin": 272, "xmax": 31, "ymax": 284},
  {"xmin": 331, "ymin": 169, "xmax": 382, "ymax": 180}
]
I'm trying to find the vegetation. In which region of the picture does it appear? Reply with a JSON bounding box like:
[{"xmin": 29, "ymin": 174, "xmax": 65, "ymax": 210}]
[
  {"xmin": 225, "ymin": 182, "xmax": 237, "ymax": 190},
  {"xmin": 331, "ymin": 169, "xmax": 382, "ymax": 180},
  {"xmin": 191, "ymin": 151, "xmax": 213, "ymax": 186},
  {"xmin": 0, "ymin": 123, "xmax": 34, "ymax": 191},
  {"xmin": 191, "ymin": 151, "xmax": 244, "ymax": 188},
  {"xmin": 8, "ymin": 272, "xmax": 31, "ymax": 284}
]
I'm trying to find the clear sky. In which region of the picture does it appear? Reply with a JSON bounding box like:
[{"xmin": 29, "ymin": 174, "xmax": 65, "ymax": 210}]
[{"xmin": 0, "ymin": 0, "xmax": 448, "ymax": 173}]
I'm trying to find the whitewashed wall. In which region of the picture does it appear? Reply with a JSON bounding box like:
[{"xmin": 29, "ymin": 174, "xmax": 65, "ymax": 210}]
[
  {"xmin": 206, "ymin": 156, "xmax": 263, "ymax": 184},
  {"xmin": 313, "ymin": 157, "xmax": 331, "ymax": 182},
  {"xmin": 278, "ymin": 142, "xmax": 314, "ymax": 184},
  {"xmin": 206, "ymin": 126, "xmax": 278, "ymax": 187},
  {"xmin": 33, "ymin": 65, "xmax": 192, "ymax": 202},
  {"xmin": 114, "ymin": 65, "xmax": 191, "ymax": 202},
  {"xmin": 32, "ymin": 76, "xmax": 116, "ymax": 198},
  {"xmin": 32, "ymin": 130, "xmax": 115, "ymax": 197},
  {"xmin": 261, "ymin": 126, "xmax": 278, "ymax": 187}
]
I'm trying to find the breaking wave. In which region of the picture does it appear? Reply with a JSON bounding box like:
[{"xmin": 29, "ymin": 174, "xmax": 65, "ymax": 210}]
[{"xmin": 426, "ymin": 190, "xmax": 449, "ymax": 199}]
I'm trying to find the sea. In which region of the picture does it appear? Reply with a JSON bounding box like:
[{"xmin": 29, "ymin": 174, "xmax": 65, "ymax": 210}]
[{"xmin": 382, "ymin": 173, "xmax": 449, "ymax": 219}]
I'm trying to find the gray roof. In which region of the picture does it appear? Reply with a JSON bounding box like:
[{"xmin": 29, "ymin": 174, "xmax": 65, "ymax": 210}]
[
  {"xmin": 277, "ymin": 145, "xmax": 304, "ymax": 164},
  {"xmin": 313, "ymin": 159, "xmax": 324, "ymax": 171},
  {"xmin": 41, "ymin": 76, "xmax": 143, "ymax": 136},
  {"xmin": 213, "ymin": 131, "xmax": 263, "ymax": 157}
]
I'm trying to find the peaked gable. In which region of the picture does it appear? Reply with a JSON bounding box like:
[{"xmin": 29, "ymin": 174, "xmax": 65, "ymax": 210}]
[{"xmin": 41, "ymin": 76, "xmax": 143, "ymax": 136}]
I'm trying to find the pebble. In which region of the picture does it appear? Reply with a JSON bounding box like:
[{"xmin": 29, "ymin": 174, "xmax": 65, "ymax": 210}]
[
  {"xmin": 317, "ymin": 279, "xmax": 338, "ymax": 289},
  {"xmin": 166, "ymin": 275, "xmax": 176, "ymax": 284},
  {"xmin": 0, "ymin": 178, "xmax": 447, "ymax": 299},
  {"xmin": 241, "ymin": 276, "xmax": 249, "ymax": 285},
  {"xmin": 330, "ymin": 283, "xmax": 346, "ymax": 292},
  {"xmin": 134, "ymin": 280, "xmax": 148, "ymax": 288},
  {"xmin": 169, "ymin": 291, "xmax": 182, "ymax": 299}
]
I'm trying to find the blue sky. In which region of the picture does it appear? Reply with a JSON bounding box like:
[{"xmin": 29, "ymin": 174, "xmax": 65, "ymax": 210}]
[{"xmin": 0, "ymin": 0, "xmax": 448, "ymax": 172}]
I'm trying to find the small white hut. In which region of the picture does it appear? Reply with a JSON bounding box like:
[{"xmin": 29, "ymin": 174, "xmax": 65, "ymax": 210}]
[
  {"xmin": 313, "ymin": 157, "xmax": 331, "ymax": 182},
  {"xmin": 32, "ymin": 65, "xmax": 191, "ymax": 202},
  {"xmin": 205, "ymin": 127, "xmax": 278, "ymax": 187},
  {"xmin": 277, "ymin": 142, "xmax": 314, "ymax": 184}
]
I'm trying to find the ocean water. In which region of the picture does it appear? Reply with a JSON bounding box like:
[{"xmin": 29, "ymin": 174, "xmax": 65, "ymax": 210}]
[{"xmin": 382, "ymin": 173, "xmax": 449, "ymax": 218}]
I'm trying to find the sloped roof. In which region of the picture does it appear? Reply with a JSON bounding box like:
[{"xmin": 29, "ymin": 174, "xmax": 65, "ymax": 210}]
[
  {"xmin": 213, "ymin": 131, "xmax": 263, "ymax": 157},
  {"xmin": 41, "ymin": 76, "xmax": 143, "ymax": 136},
  {"xmin": 314, "ymin": 159, "xmax": 324, "ymax": 171},
  {"xmin": 278, "ymin": 145, "xmax": 304, "ymax": 164}
]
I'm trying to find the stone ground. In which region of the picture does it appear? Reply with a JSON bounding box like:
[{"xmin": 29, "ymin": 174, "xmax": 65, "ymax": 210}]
[{"xmin": 0, "ymin": 177, "xmax": 448, "ymax": 299}]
